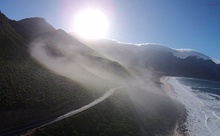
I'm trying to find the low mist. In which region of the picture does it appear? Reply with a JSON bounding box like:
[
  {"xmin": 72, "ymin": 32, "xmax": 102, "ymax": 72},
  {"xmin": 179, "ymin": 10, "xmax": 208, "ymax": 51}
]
[
  {"xmin": 29, "ymin": 31, "xmax": 137, "ymax": 94},
  {"xmin": 29, "ymin": 31, "xmax": 179, "ymax": 135},
  {"xmin": 76, "ymin": 37, "xmax": 179, "ymax": 135}
]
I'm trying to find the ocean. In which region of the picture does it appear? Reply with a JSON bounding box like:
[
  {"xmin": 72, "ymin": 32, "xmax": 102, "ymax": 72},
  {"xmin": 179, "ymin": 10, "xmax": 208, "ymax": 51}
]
[
  {"xmin": 178, "ymin": 77, "xmax": 220, "ymax": 118},
  {"xmin": 167, "ymin": 77, "xmax": 220, "ymax": 136}
]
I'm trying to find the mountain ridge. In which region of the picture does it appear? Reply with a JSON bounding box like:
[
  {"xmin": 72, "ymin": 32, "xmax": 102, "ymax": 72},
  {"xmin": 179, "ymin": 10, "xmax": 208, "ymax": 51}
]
[
  {"xmin": 81, "ymin": 38, "xmax": 220, "ymax": 81},
  {"xmin": 0, "ymin": 12, "xmax": 124, "ymax": 131},
  {"xmin": 116, "ymin": 41, "xmax": 211, "ymax": 61},
  {"xmin": 1, "ymin": 11, "xmax": 219, "ymax": 136},
  {"xmin": 9, "ymin": 17, "xmax": 56, "ymax": 40}
]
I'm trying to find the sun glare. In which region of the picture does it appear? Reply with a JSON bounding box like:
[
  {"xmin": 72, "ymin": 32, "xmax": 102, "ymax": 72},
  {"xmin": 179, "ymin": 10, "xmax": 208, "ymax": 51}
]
[{"xmin": 74, "ymin": 9, "xmax": 109, "ymax": 39}]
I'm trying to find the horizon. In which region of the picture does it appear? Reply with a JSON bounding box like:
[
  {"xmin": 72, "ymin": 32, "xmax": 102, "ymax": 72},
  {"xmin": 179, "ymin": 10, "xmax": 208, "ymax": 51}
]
[{"xmin": 0, "ymin": 0, "xmax": 220, "ymax": 59}]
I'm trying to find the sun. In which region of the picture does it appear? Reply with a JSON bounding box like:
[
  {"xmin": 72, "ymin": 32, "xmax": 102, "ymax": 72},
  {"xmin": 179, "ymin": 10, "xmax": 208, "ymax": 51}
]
[{"xmin": 73, "ymin": 9, "xmax": 109, "ymax": 39}]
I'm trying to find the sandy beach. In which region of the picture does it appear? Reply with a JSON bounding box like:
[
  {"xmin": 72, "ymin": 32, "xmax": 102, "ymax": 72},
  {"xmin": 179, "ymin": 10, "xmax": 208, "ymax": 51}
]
[
  {"xmin": 161, "ymin": 76, "xmax": 220, "ymax": 136},
  {"xmin": 160, "ymin": 77, "xmax": 187, "ymax": 136}
]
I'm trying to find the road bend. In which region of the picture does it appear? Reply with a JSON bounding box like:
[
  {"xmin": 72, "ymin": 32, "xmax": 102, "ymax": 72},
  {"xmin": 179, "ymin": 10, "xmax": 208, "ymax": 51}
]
[{"xmin": 0, "ymin": 86, "xmax": 125, "ymax": 136}]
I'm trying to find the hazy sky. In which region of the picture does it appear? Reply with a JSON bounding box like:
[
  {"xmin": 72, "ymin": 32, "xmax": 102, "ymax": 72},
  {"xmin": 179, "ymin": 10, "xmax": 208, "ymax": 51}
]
[{"xmin": 0, "ymin": 0, "xmax": 220, "ymax": 59}]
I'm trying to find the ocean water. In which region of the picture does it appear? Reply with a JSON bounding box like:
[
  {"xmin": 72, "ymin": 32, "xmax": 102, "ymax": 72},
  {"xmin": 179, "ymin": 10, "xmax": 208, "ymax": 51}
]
[
  {"xmin": 169, "ymin": 77, "xmax": 220, "ymax": 136},
  {"xmin": 178, "ymin": 78, "xmax": 220, "ymax": 118}
]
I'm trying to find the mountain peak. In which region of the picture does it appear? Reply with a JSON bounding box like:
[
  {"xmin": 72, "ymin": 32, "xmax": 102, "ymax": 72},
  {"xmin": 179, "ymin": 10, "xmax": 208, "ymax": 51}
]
[
  {"xmin": 19, "ymin": 17, "xmax": 47, "ymax": 24},
  {"xmin": 17, "ymin": 17, "xmax": 55, "ymax": 33},
  {"xmin": 0, "ymin": 11, "xmax": 9, "ymax": 23},
  {"xmin": 9, "ymin": 16, "xmax": 56, "ymax": 40},
  {"xmin": 173, "ymin": 48, "xmax": 210, "ymax": 60},
  {"xmin": 138, "ymin": 44, "xmax": 173, "ymax": 52}
]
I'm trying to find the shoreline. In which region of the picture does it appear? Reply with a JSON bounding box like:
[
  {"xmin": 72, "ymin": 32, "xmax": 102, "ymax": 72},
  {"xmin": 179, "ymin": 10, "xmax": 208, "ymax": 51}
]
[
  {"xmin": 160, "ymin": 77, "xmax": 188, "ymax": 136},
  {"xmin": 161, "ymin": 76, "xmax": 220, "ymax": 136}
]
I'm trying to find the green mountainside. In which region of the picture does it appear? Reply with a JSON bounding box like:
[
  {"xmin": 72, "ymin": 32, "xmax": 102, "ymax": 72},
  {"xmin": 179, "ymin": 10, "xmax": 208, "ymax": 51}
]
[
  {"xmin": 0, "ymin": 12, "xmax": 112, "ymax": 130},
  {"xmin": 0, "ymin": 12, "xmax": 180, "ymax": 136}
]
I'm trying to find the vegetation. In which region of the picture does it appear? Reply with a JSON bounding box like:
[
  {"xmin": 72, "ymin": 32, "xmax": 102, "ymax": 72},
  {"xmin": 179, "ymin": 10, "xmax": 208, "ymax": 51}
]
[
  {"xmin": 30, "ymin": 92, "xmax": 140, "ymax": 136},
  {"xmin": 0, "ymin": 39, "xmax": 110, "ymax": 129},
  {"xmin": 1, "ymin": 12, "xmax": 180, "ymax": 136},
  {"xmin": 28, "ymin": 82, "xmax": 179, "ymax": 136},
  {"xmin": 0, "ymin": 13, "xmax": 110, "ymax": 129},
  {"xmin": 0, "ymin": 60, "xmax": 98, "ymax": 111}
]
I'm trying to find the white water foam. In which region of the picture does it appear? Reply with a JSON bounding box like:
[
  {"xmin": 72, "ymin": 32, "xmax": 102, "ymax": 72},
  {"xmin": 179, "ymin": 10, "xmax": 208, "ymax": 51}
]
[{"xmin": 167, "ymin": 77, "xmax": 220, "ymax": 136}]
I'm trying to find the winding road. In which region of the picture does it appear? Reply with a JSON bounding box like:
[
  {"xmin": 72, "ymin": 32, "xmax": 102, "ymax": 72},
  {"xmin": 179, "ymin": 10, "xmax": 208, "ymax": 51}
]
[
  {"xmin": 0, "ymin": 86, "xmax": 125, "ymax": 136},
  {"xmin": 40, "ymin": 85, "xmax": 125, "ymax": 128}
]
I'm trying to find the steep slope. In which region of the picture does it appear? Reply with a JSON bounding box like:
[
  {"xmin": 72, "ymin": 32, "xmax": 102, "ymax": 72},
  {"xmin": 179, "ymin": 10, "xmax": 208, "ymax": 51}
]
[
  {"xmin": 8, "ymin": 15, "xmax": 136, "ymax": 86},
  {"xmin": 0, "ymin": 12, "xmax": 138, "ymax": 129},
  {"xmin": 124, "ymin": 43, "xmax": 210, "ymax": 60},
  {"xmin": 174, "ymin": 49, "xmax": 210, "ymax": 60},
  {"xmin": 75, "ymin": 37, "xmax": 140, "ymax": 68},
  {"xmin": 0, "ymin": 12, "xmax": 27, "ymax": 61},
  {"xmin": 9, "ymin": 17, "xmax": 56, "ymax": 40},
  {"xmin": 137, "ymin": 50, "xmax": 220, "ymax": 80},
  {"xmin": 76, "ymin": 38, "xmax": 152, "ymax": 80},
  {"xmin": 81, "ymin": 38, "xmax": 220, "ymax": 81},
  {"xmin": 124, "ymin": 44, "xmax": 220, "ymax": 81},
  {"xmin": 31, "ymin": 30, "xmax": 136, "ymax": 86},
  {"xmin": 0, "ymin": 12, "xmax": 112, "ymax": 130},
  {"xmin": 1, "ymin": 12, "xmax": 183, "ymax": 136}
]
